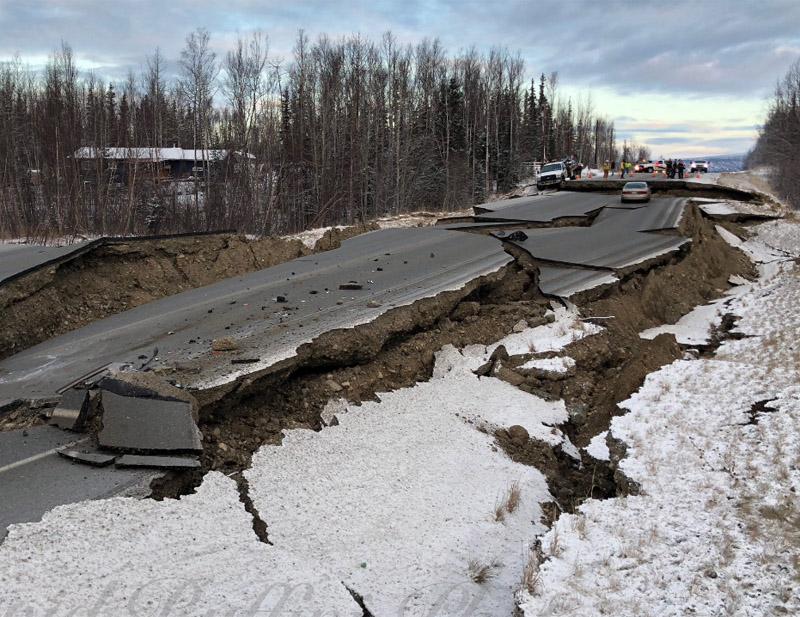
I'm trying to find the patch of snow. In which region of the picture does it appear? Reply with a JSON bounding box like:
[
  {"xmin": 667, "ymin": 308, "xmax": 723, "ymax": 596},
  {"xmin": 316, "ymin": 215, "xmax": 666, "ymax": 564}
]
[
  {"xmin": 584, "ymin": 431, "xmax": 610, "ymax": 462},
  {"xmin": 639, "ymin": 299, "xmax": 724, "ymax": 345},
  {"xmin": 284, "ymin": 225, "xmax": 346, "ymax": 249},
  {"xmin": 559, "ymin": 434, "xmax": 581, "ymax": 460},
  {"xmin": 490, "ymin": 305, "xmax": 603, "ymax": 356},
  {"xmin": 246, "ymin": 344, "xmax": 563, "ymax": 616},
  {"xmin": 0, "ymin": 472, "xmax": 361, "ymax": 617},
  {"xmin": 519, "ymin": 356, "xmax": 576, "ymax": 373}
]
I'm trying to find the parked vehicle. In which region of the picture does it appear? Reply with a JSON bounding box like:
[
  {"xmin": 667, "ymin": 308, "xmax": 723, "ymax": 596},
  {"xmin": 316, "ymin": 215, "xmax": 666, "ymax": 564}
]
[
  {"xmin": 621, "ymin": 181, "xmax": 651, "ymax": 203},
  {"xmin": 690, "ymin": 160, "xmax": 710, "ymax": 173},
  {"xmin": 537, "ymin": 161, "xmax": 567, "ymax": 190},
  {"xmin": 634, "ymin": 160, "xmax": 666, "ymax": 173}
]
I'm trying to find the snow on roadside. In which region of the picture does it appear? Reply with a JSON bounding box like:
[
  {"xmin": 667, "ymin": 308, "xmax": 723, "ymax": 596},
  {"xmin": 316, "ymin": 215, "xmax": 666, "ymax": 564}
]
[
  {"xmin": 0, "ymin": 473, "xmax": 361, "ymax": 617},
  {"xmin": 584, "ymin": 430, "xmax": 609, "ymax": 462},
  {"xmin": 490, "ymin": 305, "xmax": 602, "ymax": 356},
  {"xmin": 284, "ymin": 225, "xmax": 347, "ymax": 249},
  {"xmin": 519, "ymin": 356, "xmax": 576, "ymax": 373},
  {"xmin": 639, "ymin": 299, "xmax": 725, "ymax": 345},
  {"xmin": 283, "ymin": 211, "xmax": 466, "ymax": 248},
  {"xmin": 245, "ymin": 310, "xmax": 600, "ymax": 616},
  {"xmin": 518, "ymin": 220, "xmax": 800, "ymax": 617}
]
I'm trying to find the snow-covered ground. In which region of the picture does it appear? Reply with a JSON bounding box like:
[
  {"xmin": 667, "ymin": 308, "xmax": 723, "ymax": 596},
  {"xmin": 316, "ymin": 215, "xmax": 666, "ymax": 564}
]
[
  {"xmin": 0, "ymin": 306, "xmax": 599, "ymax": 617},
  {"xmin": 518, "ymin": 218, "xmax": 800, "ymax": 616},
  {"xmin": 244, "ymin": 308, "xmax": 599, "ymax": 616},
  {"xmin": 0, "ymin": 472, "xmax": 361, "ymax": 616}
]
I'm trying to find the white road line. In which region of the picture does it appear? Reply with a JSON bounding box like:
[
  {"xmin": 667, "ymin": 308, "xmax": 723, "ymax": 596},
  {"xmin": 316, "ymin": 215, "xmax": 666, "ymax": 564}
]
[{"xmin": 0, "ymin": 437, "xmax": 89, "ymax": 474}]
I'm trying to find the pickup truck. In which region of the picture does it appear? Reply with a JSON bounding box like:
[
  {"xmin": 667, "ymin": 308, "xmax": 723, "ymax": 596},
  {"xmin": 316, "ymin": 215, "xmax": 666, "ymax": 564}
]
[
  {"xmin": 536, "ymin": 161, "xmax": 568, "ymax": 190},
  {"xmin": 690, "ymin": 160, "xmax": 710, "ymax": 173},
  {"xmin": 634, "ymin": 160, "xmax": 666, "ymax": 173}
]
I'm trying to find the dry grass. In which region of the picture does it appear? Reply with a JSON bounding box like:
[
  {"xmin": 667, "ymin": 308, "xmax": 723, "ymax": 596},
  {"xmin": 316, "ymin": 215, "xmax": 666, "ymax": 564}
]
[
  {"xmin": 505, "ymin": 481, "xmax": 522, "ymax": 514},
  {"xmin": 468, "ymin": 558, "xmax": 502, "ymax": 584},
  {"xmin": 494, "ymin": 481, "xmax": 522, "ymax": 522},
  {"xmin": 520, "ymin": 543, "xmax": 544, "ymax": 595}
]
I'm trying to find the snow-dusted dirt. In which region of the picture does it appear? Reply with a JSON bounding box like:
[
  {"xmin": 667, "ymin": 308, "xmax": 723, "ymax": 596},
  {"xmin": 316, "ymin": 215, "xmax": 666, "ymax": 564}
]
[
  {"xmin": 518, "ymin": 218, "xmax": 800, "ymax": 617},
  {"xmin": 244, "ymin": 310, "xmax": 600, "ymax": 616}
]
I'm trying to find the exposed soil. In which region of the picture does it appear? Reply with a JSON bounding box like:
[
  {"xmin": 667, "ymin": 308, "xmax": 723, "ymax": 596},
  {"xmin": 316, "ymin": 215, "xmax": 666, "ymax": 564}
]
[{"xmin": 0, "ymin": 224, "xmax": 380, "ymax": 361}]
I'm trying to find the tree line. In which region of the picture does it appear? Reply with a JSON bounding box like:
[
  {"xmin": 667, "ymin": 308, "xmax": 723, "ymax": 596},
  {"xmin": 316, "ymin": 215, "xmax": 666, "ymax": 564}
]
[
  {"xmin": 1, "ymin": 29, "xmax": 625, "ymax": 240},
  {"xmin": 748, "ymin": 59, "xmax": 800, "ymax": 209}
]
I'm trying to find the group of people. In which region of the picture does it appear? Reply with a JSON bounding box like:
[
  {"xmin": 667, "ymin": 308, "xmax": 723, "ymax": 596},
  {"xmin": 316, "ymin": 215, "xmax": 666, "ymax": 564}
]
[
  {"xmin": 566, "ymin": 157, "xmax": 688, "ymax": 180},
  {"xmin": 601, "ymin": 159, "xmax": 634, "ymax": 179},
  {"xmin": 665, "ymin": 159, "xmax": 686, "ymax": 179}
]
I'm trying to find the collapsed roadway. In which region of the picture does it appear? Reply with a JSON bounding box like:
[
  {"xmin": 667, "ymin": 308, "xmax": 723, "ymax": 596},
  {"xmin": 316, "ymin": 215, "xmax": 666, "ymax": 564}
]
[{"xmin": 0, "ymin": 186, "xmax": 761, "ymax": 539}]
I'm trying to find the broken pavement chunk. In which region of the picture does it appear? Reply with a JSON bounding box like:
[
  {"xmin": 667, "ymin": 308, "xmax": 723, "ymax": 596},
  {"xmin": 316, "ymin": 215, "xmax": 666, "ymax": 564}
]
[
  {"xmin": 115, "ymin": 454, "xmax": 200, "ymax": 469},
  {"xmin": 48, "ymin": 388, "xmax": 89, "ymax": 431},
  {"xmin": 57, "ymin": 448, "xmax": 117, "ymax": 467},
  {"xmin": 98, "ymin": 391, "xmax": 202, "ymax": 453},
  {"xmin": 212, "ymin": 337, "xmax": 239, "ymax": 352}
]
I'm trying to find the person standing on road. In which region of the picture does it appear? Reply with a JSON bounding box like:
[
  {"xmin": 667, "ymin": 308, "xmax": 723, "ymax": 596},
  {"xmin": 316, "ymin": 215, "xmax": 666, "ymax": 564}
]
[
  {"xmin": 666, "ymin": 159, "xmax": 673, "ymax": 179},
  {"xmin": 610, "ymin": 160, "xmax": 616, "ymax": 177},
  {"xmin": 678, "ymin": 159, "xmax": 686, "ymax": 179},
  {"xmin": 602, "ymin": 160, "xmax": 610, "ymax": 179},
  {"xmin": 626, "ymin": 160, "xmax": 633, "ymax": 177},
  {"xmin": 620, "ymin": 159, "xmax": 627, "ymax": 179}
]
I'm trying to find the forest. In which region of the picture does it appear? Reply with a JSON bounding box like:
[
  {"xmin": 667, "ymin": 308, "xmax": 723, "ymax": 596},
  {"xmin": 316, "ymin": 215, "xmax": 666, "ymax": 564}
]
[
  {"xmin": 748, "ymin": 59, "xmax": 800, "ymax": 210},
  {"xmin": 0, "ymin": 29, "xmax": 627, "ymax": 239}
]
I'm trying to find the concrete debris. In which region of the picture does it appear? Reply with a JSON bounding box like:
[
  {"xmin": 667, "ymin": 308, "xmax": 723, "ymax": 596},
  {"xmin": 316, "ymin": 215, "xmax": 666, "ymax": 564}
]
[
  {"xmin": 326, "ymin": 380, "xmax": 343, "ymax": 393},
  {"xmin": 57, "ymin": 448, "xmax": 117, "ymax": 467},
  {"xmin": 97, "ymin": 391, "xmax": 202, "ymax": 453},
  {"xmin": 115, "ymin": 454, "xmax": 201, "ymax": 469},
  {"xmin": 212, "ymin": 338, "xmax": 239, "ymax": 352},
  {"xmin": 506, "ymin": 231, "xmax": 529, "ymax": 242},
  {"xmin": 48, "ymin": 388, "xmax": 89, "ymax": 431},
  {"xmin": 366, "ymin": 300, "xmax": 382, "ymax": 308}
]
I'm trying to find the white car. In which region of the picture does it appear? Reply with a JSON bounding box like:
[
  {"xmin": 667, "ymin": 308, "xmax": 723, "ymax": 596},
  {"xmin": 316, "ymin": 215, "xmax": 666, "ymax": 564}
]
[
  {"xmin": 621, "ymin": 181, "xmax": 651, "ymax": 203},
  {"xmin": 690, "ymin": 160, "xmax": 710, "ymax": 173}
]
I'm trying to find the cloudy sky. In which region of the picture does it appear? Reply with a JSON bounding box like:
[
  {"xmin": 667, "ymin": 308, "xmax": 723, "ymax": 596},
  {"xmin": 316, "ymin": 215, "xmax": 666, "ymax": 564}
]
[{"xmin": 1, "ymin": 0, "xmax": 798, "ymax": 157}]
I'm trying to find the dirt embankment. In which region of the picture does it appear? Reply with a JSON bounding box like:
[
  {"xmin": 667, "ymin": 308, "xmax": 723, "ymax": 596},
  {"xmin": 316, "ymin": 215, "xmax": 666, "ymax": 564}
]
[{"xmin": 0, "ymin": 226, "xmax": 380, "ymax": 361}]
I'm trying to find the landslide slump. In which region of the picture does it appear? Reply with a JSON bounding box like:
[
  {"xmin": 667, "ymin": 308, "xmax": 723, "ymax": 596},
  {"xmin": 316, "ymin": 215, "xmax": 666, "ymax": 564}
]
[
  {"xmin": 153, "ymin": 206, "xmax": 755, "ymax": 514},
  {"xmin": 0, "ymin": 224, "xmax": 381, "ymax": 362}
]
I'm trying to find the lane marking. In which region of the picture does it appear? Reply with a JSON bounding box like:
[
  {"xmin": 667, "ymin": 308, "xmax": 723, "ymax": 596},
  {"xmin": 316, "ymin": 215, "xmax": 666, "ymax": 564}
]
[{"xmin": 0, "ymin": 437, "xmax": 89, "ymax": 474}]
